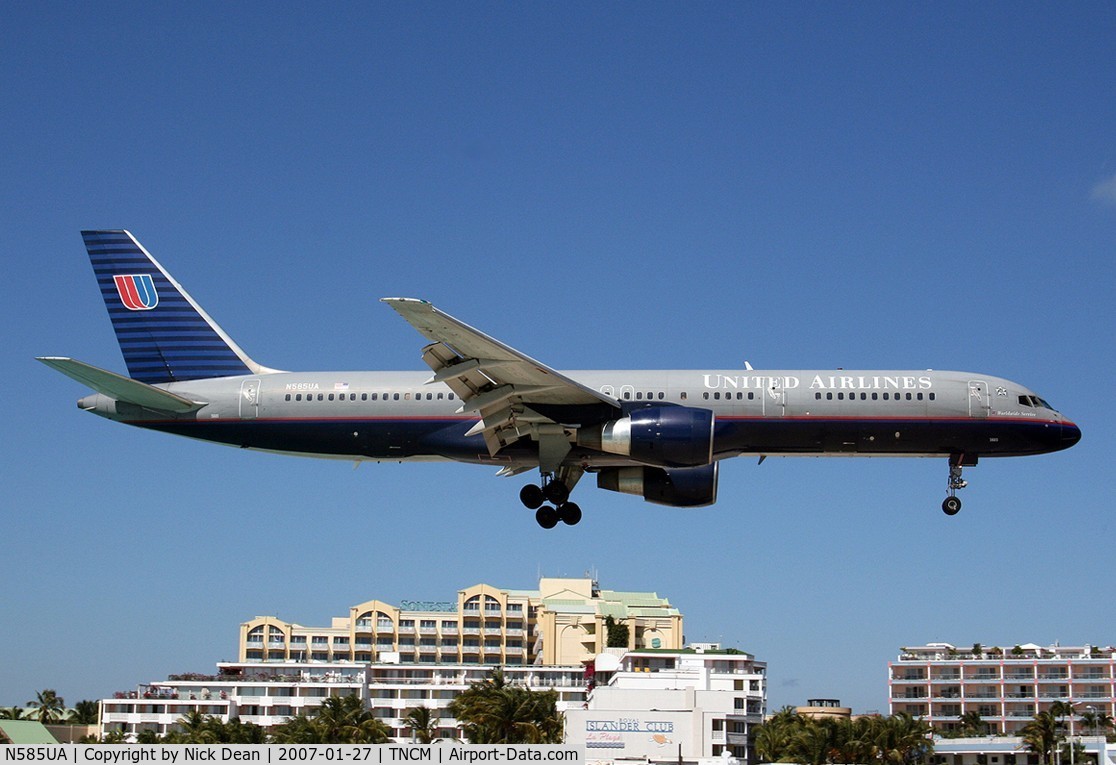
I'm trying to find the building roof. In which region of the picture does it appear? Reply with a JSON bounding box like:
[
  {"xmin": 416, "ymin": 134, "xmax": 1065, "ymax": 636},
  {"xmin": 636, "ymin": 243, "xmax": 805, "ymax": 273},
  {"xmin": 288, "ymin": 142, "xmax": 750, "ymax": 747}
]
[{"xmin": 0, "ymin": 719, "xmax": 58, "ymax": 744}]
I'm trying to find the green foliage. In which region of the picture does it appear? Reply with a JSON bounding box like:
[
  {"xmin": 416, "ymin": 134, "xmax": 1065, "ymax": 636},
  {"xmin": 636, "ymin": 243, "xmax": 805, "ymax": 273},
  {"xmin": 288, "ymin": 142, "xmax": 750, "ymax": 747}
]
[
  {"xmin": 448, "ymin": 669, "xmax": 563, "ymax": 744},
  {"xmin": 1020, "ymin": 711, "xmax": 1059, "ymax": 765},
  {"xmin": 605, "ymin": 616, "xmax": 629, "ymax": 648},
  {"xmin": 753, "ymin": 711, "xmax": 934, "ymax": 765},
  {"xmin": 71, "ymin": 700, "xmax": 100, "ymax": 725},
  {"xmin": 402, "ymin": 705, "xmax": 439, "ymax": 744},
  {"xmin": 27, "ymin": 690, "xmax": 66, "ymax": 725},
  {"xmin": 270, "ymin": 694, "xmax": 389, "ymax": 744}
]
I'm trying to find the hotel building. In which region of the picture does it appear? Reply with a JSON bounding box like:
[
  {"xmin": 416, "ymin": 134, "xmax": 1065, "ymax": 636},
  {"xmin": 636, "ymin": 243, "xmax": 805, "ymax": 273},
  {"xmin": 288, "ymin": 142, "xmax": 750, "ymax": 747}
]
[
  {"xmin": 889, "ymin": 642, "xmax": 1116, "ymax": 734},
  {"xmin": 101, "ymin": 577, "xmax": 689, "ymax": 741},
  {"xmin": 239, "ymin": 577, "xmax": 683, "ymax": 666}
]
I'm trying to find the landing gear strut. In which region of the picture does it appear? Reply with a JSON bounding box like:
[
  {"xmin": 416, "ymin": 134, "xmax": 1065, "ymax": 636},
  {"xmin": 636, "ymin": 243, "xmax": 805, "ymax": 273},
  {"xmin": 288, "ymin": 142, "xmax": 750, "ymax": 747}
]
[
  {"xmin": 521, "ymin": 476, "xmax": 582, "ymax": 528},
  {"xmin": 942, "ymin": 454, "xmax": 974, "ymax": 515}
]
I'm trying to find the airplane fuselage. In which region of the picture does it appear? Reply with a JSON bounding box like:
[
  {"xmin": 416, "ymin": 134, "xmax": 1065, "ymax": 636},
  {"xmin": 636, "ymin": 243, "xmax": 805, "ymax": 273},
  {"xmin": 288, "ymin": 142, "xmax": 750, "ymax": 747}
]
[
  {"xmin": 48, "ymin": 230, "xmax": 1082, "ymax": 526},
  {"xmin": 78, "ymin": 368, "xmax": 1079, "ymax": 466}
]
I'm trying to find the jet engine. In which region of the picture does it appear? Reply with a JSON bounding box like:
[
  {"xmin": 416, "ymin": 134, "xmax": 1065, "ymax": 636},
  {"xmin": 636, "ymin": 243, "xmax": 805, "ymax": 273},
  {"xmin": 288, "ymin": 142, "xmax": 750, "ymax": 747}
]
[
  {"xmin": 577, "ymin": 406, "xmax": 715, "ymax": 467},
  {"xmin": 596, "ymin": 463, "xmax": 719, "ymax": 507}
]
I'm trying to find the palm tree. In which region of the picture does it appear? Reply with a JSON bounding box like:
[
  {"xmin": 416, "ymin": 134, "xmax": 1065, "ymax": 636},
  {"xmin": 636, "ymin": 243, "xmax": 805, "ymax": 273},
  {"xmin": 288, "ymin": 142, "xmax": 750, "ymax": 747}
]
[
  {"xmin": 0, "ymin": 707, "xmax": 28, "ymax": 720},
  {"xmin": 27, "ymin": 690, "xmax": 66, "ymax": 725},
  {"xmin": 875, "ymin": 712, "xmax": 934, "ymax": 765},
  {"xmin": 755, "ymin": 717, "xmax": 793, "ymax": 762},
  {"xmin": 1021, "ymin": 711, "xmax": 1060, "ymax": 765},
  {"xmin": 448, "ymin": 670, "xmax": 563, "ymax": 744},
  {"xmin": 1050, "ymin": 700, "xmax": 1080, "ymax": 744},
  {"xmin": 269, "ymin": 713, "xmax": 324, "ymax": 744},
  {"xmin": 174, "ymin": 709, "xmax": 220, "ymax": 743},
  {"xmin": 1079, "ymin": 708, "xmax": 1113, "ymax": 738},
  {"xmin": 71, "ymin": 700, "xmax": 100, "ymax": 726},
  {"xmin": 403, "ymin": 705, "xmax": 439, "ymax": 743},
  {"xmin": 959, "ymin": 711, "xmax": 986, "ymax": 737},
  {"xmin": 789, "ymin": 720, "xmax": 834, "ymax": 765},
  {"xmin": 311, "ymin": 694, "xmax": 389, "ymax": 744}
]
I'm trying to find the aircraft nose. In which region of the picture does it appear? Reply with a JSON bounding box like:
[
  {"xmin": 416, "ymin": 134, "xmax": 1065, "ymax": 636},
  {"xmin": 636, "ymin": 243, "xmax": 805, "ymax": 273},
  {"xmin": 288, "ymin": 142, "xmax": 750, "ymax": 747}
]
[{"xmin": 1062, "ymin": 421, "xmax": 1081, "ymax": 447}]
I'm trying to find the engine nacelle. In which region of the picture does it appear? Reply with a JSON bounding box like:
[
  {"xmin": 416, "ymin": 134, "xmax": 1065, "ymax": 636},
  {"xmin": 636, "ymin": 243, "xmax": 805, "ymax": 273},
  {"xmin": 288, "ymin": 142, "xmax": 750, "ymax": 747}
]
[
  {"xmin": 596, "ymin": 464, "xmax": 719, "ymax": 507},
  {"xmin": 577, "ymin": 406, "xmax": 715, "ymax": 467}
]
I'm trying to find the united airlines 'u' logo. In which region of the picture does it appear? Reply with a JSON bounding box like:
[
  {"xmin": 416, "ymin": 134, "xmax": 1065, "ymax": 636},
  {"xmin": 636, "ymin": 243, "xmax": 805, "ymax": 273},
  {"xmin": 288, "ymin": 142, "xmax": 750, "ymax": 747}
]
[{"xmin": 113, "ymin": 274, "xmax": 159, "ymax": 311}]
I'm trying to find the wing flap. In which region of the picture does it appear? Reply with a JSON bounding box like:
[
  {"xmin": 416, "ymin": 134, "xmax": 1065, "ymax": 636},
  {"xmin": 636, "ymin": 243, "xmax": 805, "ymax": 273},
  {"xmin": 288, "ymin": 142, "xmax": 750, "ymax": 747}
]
[
  {"xmin": 383, "ymin": 298, "xmax": 619, "ymax": 457},
  {"xmin": 37, "ymin": 357, "xmax": 206, "ymax": 413},
  {"xmin": 384, "ymin": 299, "xmax": 617, "ymax": 407}
]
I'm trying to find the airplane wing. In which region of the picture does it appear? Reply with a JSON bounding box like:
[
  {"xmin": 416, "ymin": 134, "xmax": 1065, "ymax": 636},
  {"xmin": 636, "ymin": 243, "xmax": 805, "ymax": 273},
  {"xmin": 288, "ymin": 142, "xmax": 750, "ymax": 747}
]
[{"xmin": 381, "ymin": 298, "xmax": 620, "ymax": 457}]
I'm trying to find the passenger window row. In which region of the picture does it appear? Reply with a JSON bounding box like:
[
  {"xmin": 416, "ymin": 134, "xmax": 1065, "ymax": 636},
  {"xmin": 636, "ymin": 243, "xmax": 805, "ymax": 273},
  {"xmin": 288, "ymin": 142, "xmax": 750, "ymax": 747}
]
[
  {"xmin": 702, "ymin": 392, "xmax": 757, "ymax": 401},
  {"xmin": 623, "ymin": 391, "xmax": 667, "ymax": 400},
  {"xmin": 283, "ymin": 392, "xmax": 457, "ymax": 402},
  {"xmin": 815, "ymin": 391, "xmax": 936, "ymax": 401}
]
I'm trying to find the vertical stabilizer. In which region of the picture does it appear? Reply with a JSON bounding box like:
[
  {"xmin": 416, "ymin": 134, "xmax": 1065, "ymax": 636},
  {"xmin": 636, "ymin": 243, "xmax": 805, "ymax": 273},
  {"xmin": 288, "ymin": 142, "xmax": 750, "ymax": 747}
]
[{"xmin": 81, "ymin": 230, "xmax": 265, "ymax": 383}]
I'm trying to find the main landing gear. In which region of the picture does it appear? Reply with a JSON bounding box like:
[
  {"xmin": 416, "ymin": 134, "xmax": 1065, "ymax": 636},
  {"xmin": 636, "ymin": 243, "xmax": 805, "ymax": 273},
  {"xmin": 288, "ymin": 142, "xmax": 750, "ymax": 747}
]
[
  {"xmin": 519, "ymin": 480, "xmax": 582, "ymax": 528},
  {"xmin": 942, "ymin": 454, "xmax": 975, "ymax": 515}
]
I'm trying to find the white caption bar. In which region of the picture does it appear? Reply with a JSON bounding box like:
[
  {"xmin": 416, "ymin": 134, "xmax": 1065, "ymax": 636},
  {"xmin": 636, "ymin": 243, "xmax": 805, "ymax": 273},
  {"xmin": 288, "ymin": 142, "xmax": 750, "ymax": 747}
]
[{"xmin": 1, "ymin": 745, "xmax": 584, "ymax": 765}]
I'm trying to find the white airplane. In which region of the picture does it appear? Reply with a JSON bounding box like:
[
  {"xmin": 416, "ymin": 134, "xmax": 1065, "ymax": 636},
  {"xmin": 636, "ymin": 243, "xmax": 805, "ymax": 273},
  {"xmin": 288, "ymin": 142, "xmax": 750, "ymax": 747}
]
[{"xmin": 40, "ymin": 231, "xmax": 1081, "ymax": 527}]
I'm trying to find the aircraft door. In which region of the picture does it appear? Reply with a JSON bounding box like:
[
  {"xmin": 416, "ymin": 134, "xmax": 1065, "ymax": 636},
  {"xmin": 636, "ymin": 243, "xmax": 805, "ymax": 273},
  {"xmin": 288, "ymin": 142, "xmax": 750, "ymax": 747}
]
[
  {"xmin": 240, "ymin": 379, "xmax": 261, "ymax": 419},
  {"xmin": 763, "ymin": 378, "xmax": 786, "ymax": 417},
  {"xmin": 967, "ymin": 380, "xmax": 990, "ymax": 418}
]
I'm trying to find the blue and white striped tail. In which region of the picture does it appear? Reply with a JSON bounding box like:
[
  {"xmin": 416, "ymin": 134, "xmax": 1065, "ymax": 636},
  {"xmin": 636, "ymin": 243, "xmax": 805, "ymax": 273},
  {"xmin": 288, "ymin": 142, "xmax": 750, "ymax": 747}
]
[{"xmin": 82, "ymin": 230, "xmax": 262, "ymax": 384}]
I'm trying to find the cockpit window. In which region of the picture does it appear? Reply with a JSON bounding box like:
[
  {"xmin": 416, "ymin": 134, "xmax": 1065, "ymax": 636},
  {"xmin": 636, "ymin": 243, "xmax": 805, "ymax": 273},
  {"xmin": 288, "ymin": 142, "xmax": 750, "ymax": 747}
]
[{"xmin": 1020, "ymin": 394, "xmax": 1058, "ymax": 412}]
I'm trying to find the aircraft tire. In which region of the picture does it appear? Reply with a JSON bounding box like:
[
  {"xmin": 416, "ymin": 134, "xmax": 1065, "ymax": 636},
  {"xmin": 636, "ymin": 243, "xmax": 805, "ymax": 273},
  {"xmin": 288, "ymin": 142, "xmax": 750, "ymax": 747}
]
[
  {"xmin": 942, "ymin": 496, "xmax": 962, "ymax": 515},
  {"xmin": 560, "ymin": 502, "xmax": 582, "ymax": 526},
  {"xmin": 543, "ymin": 480, "xmax": 570, "ymax": 505},
  {"xmin": 520, "ymin": 484, "xmax": 545, "ymax": 509},
  {"xmin": 536, "ymin": 505, "xmax": 559, "ymax": 529}
]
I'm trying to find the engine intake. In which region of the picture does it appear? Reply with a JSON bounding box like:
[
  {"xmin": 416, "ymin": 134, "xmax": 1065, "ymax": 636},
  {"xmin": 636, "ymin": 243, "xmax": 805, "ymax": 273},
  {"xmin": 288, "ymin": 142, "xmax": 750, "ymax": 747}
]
[
  {"xmin": 577, "ymin": 406, "xmax": 715, "ymax": 467},
  {"xmin": 596, "ymin": 464, "xmax": 719, "ymax": 507}
]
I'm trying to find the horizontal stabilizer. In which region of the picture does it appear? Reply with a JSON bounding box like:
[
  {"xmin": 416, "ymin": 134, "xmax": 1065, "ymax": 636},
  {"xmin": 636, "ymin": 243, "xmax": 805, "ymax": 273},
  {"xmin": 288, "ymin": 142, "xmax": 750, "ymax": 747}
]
[{"xmin": 37, "ymin": 357, "xmax": 205, "ymax": 413}]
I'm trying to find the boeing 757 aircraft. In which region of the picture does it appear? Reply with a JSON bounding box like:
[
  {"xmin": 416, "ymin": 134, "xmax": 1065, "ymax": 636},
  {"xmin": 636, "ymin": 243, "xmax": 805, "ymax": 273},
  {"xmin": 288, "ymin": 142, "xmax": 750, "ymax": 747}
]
[{"xmin": 40, "ymin": 231, "xmax": 1081, "ymax": 528}]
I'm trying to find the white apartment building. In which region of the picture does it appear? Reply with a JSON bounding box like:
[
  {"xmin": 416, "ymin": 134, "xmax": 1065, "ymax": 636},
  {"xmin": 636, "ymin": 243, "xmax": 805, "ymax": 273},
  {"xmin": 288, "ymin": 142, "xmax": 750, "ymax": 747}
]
[
  {"xmin": 889, "ymin": 642, "xmax": 1116, "ymax": 735},
  {"xmin": 100, "ymin": 659, "xmax": 590, "ymax": 740},
  {"xmin": 565, "ymin": 644, "xmax": 767, "ymax": 765}
]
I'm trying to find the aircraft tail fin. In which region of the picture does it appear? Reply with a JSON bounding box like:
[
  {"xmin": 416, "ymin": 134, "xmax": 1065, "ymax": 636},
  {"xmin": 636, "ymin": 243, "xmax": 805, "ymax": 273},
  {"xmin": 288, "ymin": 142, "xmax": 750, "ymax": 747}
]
[{"xmin": 81, "ymin": 230, "xmax": 268, "ymax": 383}]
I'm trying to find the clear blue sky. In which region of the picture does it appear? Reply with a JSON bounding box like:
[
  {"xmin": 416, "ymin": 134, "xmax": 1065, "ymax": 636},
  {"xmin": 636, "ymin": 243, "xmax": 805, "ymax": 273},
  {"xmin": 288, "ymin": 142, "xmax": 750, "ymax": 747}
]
[{"xmin": 2, "ymin": 2, "xmax": 1113, "ymax": 714}]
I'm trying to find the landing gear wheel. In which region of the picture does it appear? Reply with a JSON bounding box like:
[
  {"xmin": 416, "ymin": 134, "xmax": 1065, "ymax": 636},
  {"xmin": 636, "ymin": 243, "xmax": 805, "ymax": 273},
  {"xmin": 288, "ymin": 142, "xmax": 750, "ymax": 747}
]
[
  {"xmin": 535, "ymin": 505, "xmax": 559, "ymax": 529},
  {"xmin": 942, "ymin": 496, "xmax": 962, "ymax": 516},
  {"xmin": 520, "ymin": 484, "xmax": 545, "ymax": 510},
  {"xmin": 543, "ymin": 480, "xmax": 570, "ymax": 505},
  {"xmin": 560, "ymin": 502, "xmax": 582, "ymax": 526}
]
